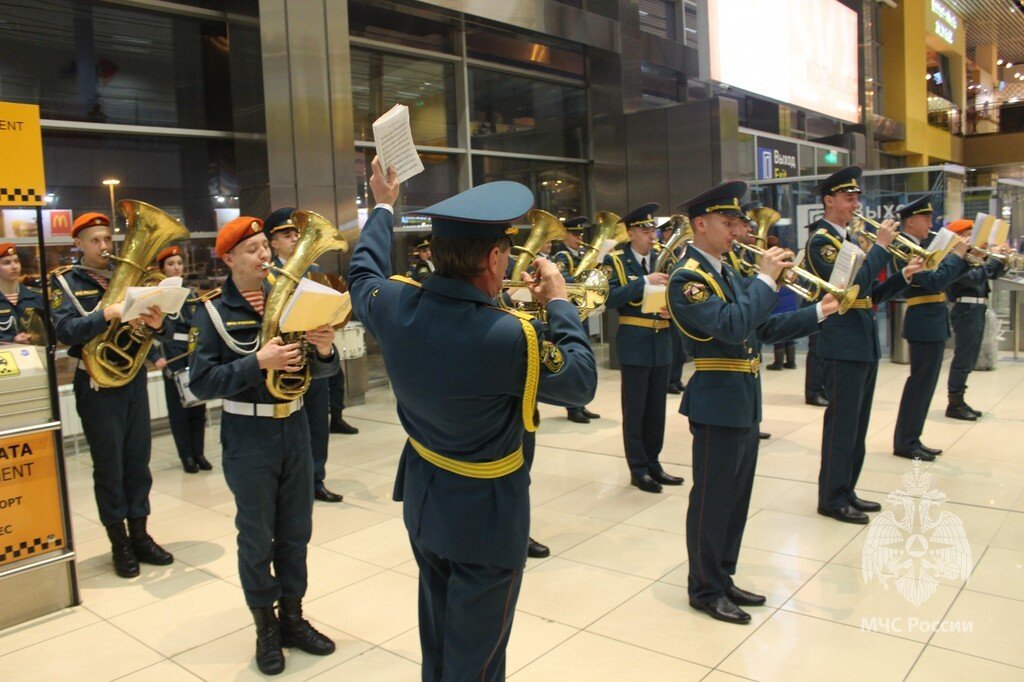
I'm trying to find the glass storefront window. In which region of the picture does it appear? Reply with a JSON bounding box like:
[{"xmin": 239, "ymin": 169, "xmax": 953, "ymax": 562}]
[
  {"xmin": 0, "ymin": 0, "xmax": 238, "ymax": 130},
  {"xmin": 816, "ymin": 147, "xmax": 847, "ymax": 175},
  {"xmin": 349, "ymin": 1, "xmax": 455, "ymax": 53},
  {"xmin": 355, "ymin": 149, "xmax": 459, "ymax": 215},
  {"xmin": 471, "ymin": 156, "xmax": 586, "ymax": 219},
  {"xmin": 799, "ymin": 144, "xmax": 816, "ymax": 175},
  {"xmin": 469, "ymin": 69, "xmax": 587, "ymax": 159},
  {"xmin": 465, "ymin": 28, "xmax": 584, "ymax": 79},
  {"xmin": 351, "ymin": 49, "xmax": 457, "ymax": 148},
  {"xmin": 737, "ymin": 132, "xmax": 756, "ymax": 181}
]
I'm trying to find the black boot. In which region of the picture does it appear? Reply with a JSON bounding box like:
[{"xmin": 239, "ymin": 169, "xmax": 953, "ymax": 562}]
[
  {"xmin": 251, "ymin": 606, "xmax": 285, "ymax": 675},
  {"xmin": 278, "ymin": 598, "xmax": 336, "ymax": 655},
  {"xmin": 105, "ymin": 522, "xmax": 139, "ymax": 579},
  {"xmin": 784, "ymin": 344, "xmax": 797, "ymax": 369},
  {"xmin": 127, "ymin": 517, "xmax": 174, "ymax": 565},
  {"xmin": 194, "ymin": 454, "xmax": 213, "ymax": 470},
  {"xmin": 766, "ymin": 347, "xmax": 784, "ymax": 370},
  {"xmin": 329, "ymin": 409, "xmax": 359, "ymax": 434},
  {"xmin": 945, "ymin": 392, "xmax": 977, "ymax": 421},
  {"xmin": 182, "ymin": 457, "xmax": 199, "ymax": 474}
]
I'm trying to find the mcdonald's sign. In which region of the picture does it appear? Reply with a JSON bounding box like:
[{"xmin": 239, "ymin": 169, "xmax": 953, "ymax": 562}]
[{"xmin": 44, "ymin": 210, "xmax": 72, "ymax": 237}]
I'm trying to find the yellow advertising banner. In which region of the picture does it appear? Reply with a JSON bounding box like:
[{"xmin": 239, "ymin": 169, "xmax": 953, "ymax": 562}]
[
  {"xmin": 0, "ymin": 101, "xmax": 46, "ymax": 206},
  {"xmin": 0, "ymin": 429, "xmax": 66, "ymax": 568}
]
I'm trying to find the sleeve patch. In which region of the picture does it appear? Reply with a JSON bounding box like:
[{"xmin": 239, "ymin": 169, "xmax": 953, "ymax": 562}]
[
  {"xmin": 682, "ymin": 280, "xmax": 710, "ymax": 303},
  {"xmin": 49, "ymin": 287, "xmax": 63, "ymax": 308},
  {"xmin": 820, "ymin": 245, "xmax": 838, "ymax": 263},
  {"xmin": 188, "ymin": 326, "xmax": 199, "ymax": 354},
  {"xmin": 541, "ymin": 341, "xmax": 565, "ymax": 373}
]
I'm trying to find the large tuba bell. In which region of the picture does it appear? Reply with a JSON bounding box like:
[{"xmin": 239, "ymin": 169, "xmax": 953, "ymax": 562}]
[
  {"xmin": 746, "ymin": 206, "xmax": 781, "ymax": 268},
  {"xmin": 261, "ymin": 209, "xmax": 349, "ymax": 402},
  {"xmin": 82, "ymin": 200, "xmax": 190, "ymax": 388},
  {"xmin": 510, "ymin": 209, "xmax": 566, "ymax": 281},
  {"xmin": 573, "ymin": 211, "xmax": 627, "ymax": 277},
  {"xmin": 654, "ymin": 215, "xmax": 692, "ymax": 274}
]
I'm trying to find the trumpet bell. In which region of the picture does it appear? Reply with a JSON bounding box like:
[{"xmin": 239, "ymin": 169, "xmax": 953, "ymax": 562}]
[{"xmin": 836, "ymin": 284, "xmax": 861, "ymax": 315}]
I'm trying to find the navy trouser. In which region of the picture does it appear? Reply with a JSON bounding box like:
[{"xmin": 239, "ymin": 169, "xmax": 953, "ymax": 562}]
[
  {"xmin": 948, "ymin": 303, "xmax": 986, "ymax": 393},
  {"xmin": 305, "ymin": 377, "xmax": 330, "ymax": 487},
  {"xmin": 328, "ymin": 365, "xmax": 345, "ymax": 411},
  {"xmin": 819, "ymin": 359, "xmax": 878, "ymax": 511},
  {"xmin": 412, "ymin": 539, "xmax": 522, "ymax": 682},
  {"xmin": 669, "ymin": 327, "xmax": 687, "ymax": 386},
  {"xmin": 74, "ymin": 368, "xmax": 152, "ymax": 527},
  {"xmin": 894, "ymin": 341, "xmax": 945, "ymax": 451},
  {"xmin": 805, "ymin": 333, "xmax": 825, "ymax": 400},
  {"xmin": 620, "ymin": 363, "xmax": 670, "ymax": 476},
  {"xmin": 221, "ymin": 410, "xmax": 314, "ymax": 608},
  {"xmin": 687, "ymin": 422, "xmax": 758, "ymax": 603},
  {"xmin": 161, "ymin": 374, "xmax": 207, "ymax": 463}
]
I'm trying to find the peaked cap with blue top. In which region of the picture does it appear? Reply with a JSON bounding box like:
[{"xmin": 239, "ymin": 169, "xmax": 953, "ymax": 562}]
[
  {"xmin": 898, "ymin": 195, "xmax": 934, "ymax": 221},
  {"xmin": 619, "ymin": 203, "xmax": 659, "ymax": 228},
  {"xmin": 678, "ymin": 180, "xmax": 747, "ymax": 220},
  {"xmin": 264, "ymin": 207, "xmax": 298, "ymax": 239},
  {"xmin": 411, "ymin": 181, "xmax": 534, "ymax": 238},
  {"xmin": 563, "ymin": 216, "xmax": 588, "ymax": 231}
]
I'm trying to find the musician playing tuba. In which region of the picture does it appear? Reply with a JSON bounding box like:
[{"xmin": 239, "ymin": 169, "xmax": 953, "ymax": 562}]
[
  {"xmin": 49, "ymin": 211, "xmax": 176, "ymax": 580},
  {"xmin": 187, "ymin": 215, "xmax": 341, "ymax": 676},
  {"xmin": 0, "ymin": 243, "xmax": 45, "ymax": 345}
]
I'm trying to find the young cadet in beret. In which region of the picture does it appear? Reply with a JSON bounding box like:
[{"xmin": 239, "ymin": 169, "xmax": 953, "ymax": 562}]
[
  {"xmin": 943, "ymin": 218, "xmax": 1009, "ymax": 420},
  {"xmin": 550, "ymin": 216, "xmax": 602, "ymax": 424},
  {"xmin": 264, "ymin": 207, "xmax": 348, "ymax": 505},
  {"xmin": 669, "ymin": 180, "xmax": 841, "ymax": 624},
  {"xmin": 349, "ymin": 158, "xmax": 595, "ymax": 681},
  {"xmin": 151, "ymin": 245, "xmax": 211, "ymax": 474},
  {"xmin": 49, "ymin": 212, "xmax": 173, "ymax": 578},
  {"xmin": 603, "ymin": 203, "xmax": 684, "ymax": 493},
  {"xmin": 889, "ymin": 197, "xmax": 970, "ymax": 461},
  {"xmin": 803, "ymin": 167, "xmax": 922, "ymax": 524},
  {"xmin": 0, "ymin": 243, "xmax": 45, "ymax": 344},
  {"xmin": 188, "ymin": 216, "xmax": 340, "ymax": 675}
]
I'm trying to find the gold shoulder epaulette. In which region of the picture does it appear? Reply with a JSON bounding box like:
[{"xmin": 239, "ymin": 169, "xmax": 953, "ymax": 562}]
[
  {"xmin": 48, "ymin": 265, "xmax": 74, "ymax": 277},
  {"xmin": 813, "ymin": 228, "xmax": 830, "ymax": 237},
  {"xmin": 196, "ymin": 287, "xmax": 222, "ymax": 302},
  {"xmin": 26, "ymin": 286, "xmax": 43, "ymax": 294},
  {"xmin": 608, "ymin": 250, "xmax": 623, "ymax": 257},
  {"xmin": 682, "ymin": 258, "xmax": 701, "ymax": 271},
  {"xmin": 388, "ymin": 274, "xmax": 422, "ymax": 288}
]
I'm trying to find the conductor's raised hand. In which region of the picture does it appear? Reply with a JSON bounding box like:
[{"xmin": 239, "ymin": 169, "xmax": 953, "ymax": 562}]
[
  {"xmin": 369, "ymin": 156, "xmax": 401, "ymax": 206},
  {"xmin": 521, "ymin": 258, "xmax": 567, "ymax": 305},
  {"xmin": 257, "ymin": 336, "xmax": 303, "ymax": 372}
]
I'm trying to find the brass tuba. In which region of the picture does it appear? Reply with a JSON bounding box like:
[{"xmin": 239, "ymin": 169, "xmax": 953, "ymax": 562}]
[
  {"xmin": 261, "ymin": 209, "xmax": 349, "ymax": 402},
  {"xmin": 746, "ymin": 206, "xmax": 781, "ymax": 268},
  {"xmin": 573, "ymin": 211, "xmax": 626, "ymax": 278},
  {"xmin": 510, "ymin": 209, "xmax": 566, "ymax": 281},
  {"xmin": 654, "ymin": 215, "xmax": 692, "ymax": 274},
  {"xmin": 82, "ymin": 200, "xmax": 190, "ymax": 388}
]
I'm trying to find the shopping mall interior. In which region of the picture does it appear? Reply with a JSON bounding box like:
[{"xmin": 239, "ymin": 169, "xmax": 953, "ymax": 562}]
[{"xmin": 1, "ymin": 0, "xmax": 1023, "ymax": 680}]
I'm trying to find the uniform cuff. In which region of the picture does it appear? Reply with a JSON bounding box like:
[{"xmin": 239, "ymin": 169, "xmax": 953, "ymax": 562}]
[
  {"xmin": 374, "ymin": 203, "xmax": 394, "ymax": 215},
  {"xmin": 815, "ymin": 302, "xmax": 825, "ymax": 322},
  {"xmin": 756, "ymin": 273, "xmax": 777, "ymax": 290}
]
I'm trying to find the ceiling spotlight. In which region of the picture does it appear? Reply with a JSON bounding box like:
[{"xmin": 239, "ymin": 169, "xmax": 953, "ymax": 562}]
[{"xmin": 998, "ymin": 59, "xmax": 1005, "ymax": 65}]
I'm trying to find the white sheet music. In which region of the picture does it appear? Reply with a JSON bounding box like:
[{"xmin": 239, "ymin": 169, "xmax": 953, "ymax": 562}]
[
  {"xmin": 372, "ymin": 104, "xmax": 425, "ymax": 183},
  {"xmin": 828, "ymin": 241, "xmax": 864, "ymax": 290}
]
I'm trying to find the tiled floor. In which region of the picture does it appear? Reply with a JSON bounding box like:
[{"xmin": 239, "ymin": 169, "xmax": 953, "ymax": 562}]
[{"xmin": 3, "ymin": 348, "xmax": 1023, "ymax": 681}]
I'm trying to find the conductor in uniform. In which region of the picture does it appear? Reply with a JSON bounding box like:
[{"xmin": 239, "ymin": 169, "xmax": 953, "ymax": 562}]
[
  {"xmin": 551, "ymin": 216, "xmax": 601, "ymax": 424},
  {"xmin": 804, "ymin": 167, "xmax": 920, "ymax": 524},
  {"xmin": 50, "ymin": 213, "xmax": 173, "ymax": 579},
  {"xmin": 669, "ymin": 181, "xmax": 841, "ymax": 624},
  {"xmin": 604, "ymin": 204, "xmax": 684, "ymax": 493},
  {"xmin": 0, "ymin": 243, "xmax": 45, "ymax": 344},
  {"xmin": 189, "ymin": 217, "xmax": 340, "ymax": 675},
  {"xmin": 349, "ymin": 159, "xmax": 595, "ymax": 681},
  {"xmin": 890, "ymin": 196, "xmax": 969, "ymax": 461}
]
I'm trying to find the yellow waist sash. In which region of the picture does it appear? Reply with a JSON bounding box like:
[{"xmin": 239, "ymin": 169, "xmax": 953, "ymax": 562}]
[
  {"xmin": 906, "ymin": 293, "xmax": 947, "ymax": 307},
  {"xmin": 619, "ymin": 317, "xmax": 670, "ymax": 330},
  {"xmin": 408, "ymin": 436, "xmax": 524, "ymax": 479},
  {"xmin": 693, "ymin": 357, "xmax": 761, "ymax": 376}
]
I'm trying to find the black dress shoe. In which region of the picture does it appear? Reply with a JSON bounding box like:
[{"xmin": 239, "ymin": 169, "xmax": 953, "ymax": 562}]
[
  {"xmin": 850, "ymin": 495, "xmax": 881, "ymax": 513},
  {"xmin": 581, "ymin": 408, "xmax": 601, "ymax": 419},
  {"xmin": 330, "ymin": 415, "xmax": 359, "ymax": 434},
  {"xmin": 630, "ymin": 473, "xmax": 663, "ymax": 494},
  {"xmin": 783, "ymin": 362, "xmax": 797, "ymax": 369},
  {"xmin": 689, "ymin": 596, "xmax": 751, "ymax": 624},
  {"xmin": 195, "ymin": 454, "xmax": 213, "ymax": 471},
  {"xmin": 650, "ymin": 470, "xmax": 684, "ymax": 486},
  {"xmin": 945, "ymin": 404, "xmax": 977, "ymax": 421},
  {"xmin": 726, "ymin": 584, "xmax": 766, "ymax": 606},
  {"xmin": 667, "ymin": 383, "xmax": 683, "ymax": 395},
  {"xmin": 919, "ymin": 444, "xmax": 943, "ymax": 456},
  {"xmin": 805, "ymin": 395, "xmax": 829, "ymax": 407},
  {"xmin": 314, "ymin": 487, "xmax": 344, "ymax": 503},
  {"xmin": 817, "ymin": 505, "xmax": 869, "ymax": 524},
  {"xmin": 893, "ymin": 448, "xmax": 936, "ymax": 462},
  {"xmin": 182, "ymin": 457, "xmax": 199, "ymax": 474},
  {"xmin": 966, "ymin": 404, "xmax": 982, "ymax": 417},
  {"xmin": 765, "ymin": 362, "xmax": 784, "ymax": 371},
  {"xmin": 566, "ymin": 409, "xmax": 590, "ymax": 424},
  {"xmin": 759, "ymin": 432, "xmax": 771, "ymax": 440},
  {"xmin": 527, "ymin": 537, "xmax": 550, "ymax": 558}
]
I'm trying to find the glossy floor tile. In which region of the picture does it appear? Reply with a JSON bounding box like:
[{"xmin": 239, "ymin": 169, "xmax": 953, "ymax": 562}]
[{"xmin": 2, "ymin": 349, "xmax": 1022, "ymax": 680}]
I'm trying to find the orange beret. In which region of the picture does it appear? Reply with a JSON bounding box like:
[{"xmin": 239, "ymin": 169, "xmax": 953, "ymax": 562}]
[
  {"xmin": 215, "ymin": 217, "xmax": 264, "ymax": 258},
  {"xmin": 72, "ymin": 212, "xmax": 110, "ymax": 238},
  {"xmin": 0, "ymin": 243, "xmax": 16, "ymax": 258},
  {"xmin": 947, "ymin": 219, "xmax": 973, "ymax": 234},
  {"xmin": 156, "ymin": 245, "xmax": 181, "ymax": 265}
]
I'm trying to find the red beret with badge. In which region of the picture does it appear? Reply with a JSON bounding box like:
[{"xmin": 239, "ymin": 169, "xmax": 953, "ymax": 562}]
[
  {"xmin": 156, "ymin": 245, "xmax": 181, "ymax": 265},
  {"xmin": 71, "ymin": 212, "xmax": 111, "ymax": 238},
  {"xmin": 0, "ymin": 242, "xmax": 16, "ymax": 258},
  {"xmin": 215, "ymin": 216, "xmax": 264, "ymax": 258}
]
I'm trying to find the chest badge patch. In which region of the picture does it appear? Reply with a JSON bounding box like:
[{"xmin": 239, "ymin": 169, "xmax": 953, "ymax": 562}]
[
  {"xmin": 820, "ymin": 244, "xmax": 838, "ymax": 263},
  {"xmin": 50, "ymin": 287, "xmax": 63, "ymax": 308},
  {"xmin": 682, "ymin": 281, "xmax": 710, "ymax": 304},
  {"xmin": 188, "ymin": 326, "xmax": 199, "ymax": 354},
  {"xmin": 541, "ymin": 341, "xmax": 565, "ymax": 373}
]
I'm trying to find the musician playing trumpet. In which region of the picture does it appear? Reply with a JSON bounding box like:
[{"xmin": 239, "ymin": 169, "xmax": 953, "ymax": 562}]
[{"xmin": 0, "ymin": 243, "xmax": 44, "ymax": 345}]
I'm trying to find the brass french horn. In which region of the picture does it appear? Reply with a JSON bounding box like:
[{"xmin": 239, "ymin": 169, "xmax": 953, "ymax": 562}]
[
  {"xmin": 510, "ymin": 209, "xmax": 566, "ymax": 281},
  {"xmin": 654, "ymin": 215, "xmax": 692, "ymax": 274},
  {"xmin": 573, "ymin": 211, "xmax": 627, "ymax": 278}
]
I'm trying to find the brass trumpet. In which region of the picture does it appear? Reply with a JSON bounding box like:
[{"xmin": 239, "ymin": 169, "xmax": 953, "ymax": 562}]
[
  {"xmin": 851, "ymin": 212, "xmax": 943, "ymax": 269},
  {"xmin": 963, "ymin": 243, "xmax": 1024, "ymax": 270},
  {"xmin": 732, "ymin": 241, "xmax": 861, "ymax": 315},
  {"xmin": 501, "ymin": 268, "xmax": 609, "ymax": 322}
]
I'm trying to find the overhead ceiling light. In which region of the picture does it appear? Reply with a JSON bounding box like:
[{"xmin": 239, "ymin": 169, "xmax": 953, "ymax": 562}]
[{"xmin": 998, "ymin": 59, "xmax": 1005, "ymax": 65}]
